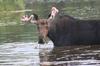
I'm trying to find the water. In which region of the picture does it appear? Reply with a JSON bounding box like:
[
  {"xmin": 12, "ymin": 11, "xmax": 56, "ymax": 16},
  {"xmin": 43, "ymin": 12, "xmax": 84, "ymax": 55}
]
[
  {"xmin": 0, "ymin": 0, "xmax": 100, "ymax": 66},
  {"xmin": 40, "ymin": 45, "xmax": 100, "ymax": 66},
  {"xmin": 0, "ymin": 42, "xmax": 54, "ymax": 66},
  {"xmin": 0, "ymin": 42, "xmax": 100, "ymax": 66}
]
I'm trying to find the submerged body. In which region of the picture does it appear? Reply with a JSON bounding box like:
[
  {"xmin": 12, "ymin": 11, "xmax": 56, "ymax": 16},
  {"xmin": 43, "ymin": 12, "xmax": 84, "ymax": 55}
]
[{"xmin": 48, "ymin": 14, "xmax": 100, "ymax": 46}]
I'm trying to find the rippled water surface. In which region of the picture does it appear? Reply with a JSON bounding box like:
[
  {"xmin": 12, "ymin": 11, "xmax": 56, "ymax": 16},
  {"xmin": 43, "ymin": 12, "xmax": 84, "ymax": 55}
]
[
  {"xmin": 0, "ymin": 42, "xmax": 53, "ymax": 66},
  {"xmin": 0, "ymin": 42, "xmax": 100, "ymax": 66}
]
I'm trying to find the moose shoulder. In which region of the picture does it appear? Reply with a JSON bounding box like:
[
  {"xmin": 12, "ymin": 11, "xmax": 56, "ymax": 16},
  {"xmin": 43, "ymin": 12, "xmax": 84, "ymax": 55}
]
[{"xmin": 48, "ymin": 14, "xmax": 100, "ymax": 46}]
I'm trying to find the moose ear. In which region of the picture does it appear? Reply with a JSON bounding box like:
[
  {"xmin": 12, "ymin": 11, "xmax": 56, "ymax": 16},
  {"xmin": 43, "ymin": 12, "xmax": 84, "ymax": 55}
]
[{"xmin": 32, "ymin": 13, "xmax": 38, "ymax": 20}]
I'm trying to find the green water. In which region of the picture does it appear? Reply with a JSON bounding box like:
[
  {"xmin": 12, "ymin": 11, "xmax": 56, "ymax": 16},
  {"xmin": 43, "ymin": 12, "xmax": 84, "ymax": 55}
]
[{"xmin": 0, "ymin": 24, "xmax": 38, "ymax": 43}]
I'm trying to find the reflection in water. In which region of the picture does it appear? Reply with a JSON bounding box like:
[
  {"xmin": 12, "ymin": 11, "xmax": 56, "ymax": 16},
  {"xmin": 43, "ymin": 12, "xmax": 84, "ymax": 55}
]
[
  {"xmin": 0, "ymin": 42, "xmax": 99, "ymax": 66},
  {"xmin": 0, "ymin": 24, "xmax": 38, "ymax": 43},
  {"xmin": 0, "ymin": 42, "xmax": 53, "ymax": 66},
  {"xmin": 40, "ymin": 45, "xmax": 100, "ymax": 66}
]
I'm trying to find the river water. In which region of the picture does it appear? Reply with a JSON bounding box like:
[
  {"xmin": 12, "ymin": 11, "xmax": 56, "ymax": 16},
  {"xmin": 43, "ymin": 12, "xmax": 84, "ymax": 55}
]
[
  {"xmin": 0, "ymin": 42, "xmax": 100, "ymax": 66},
  {"xmin": 0, "ymin": 42, "xmax": 54, "ymax": 66}
]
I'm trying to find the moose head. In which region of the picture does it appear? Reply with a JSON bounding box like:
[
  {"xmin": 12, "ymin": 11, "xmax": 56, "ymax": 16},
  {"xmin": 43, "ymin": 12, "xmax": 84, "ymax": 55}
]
[{"xmin": 21, "ymin": 13, "xmax": 50, "ymax": 44}]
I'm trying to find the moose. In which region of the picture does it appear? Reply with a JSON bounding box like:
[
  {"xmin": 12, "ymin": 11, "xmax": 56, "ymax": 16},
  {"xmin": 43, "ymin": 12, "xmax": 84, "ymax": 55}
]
[
  {"xmin": 21, "ymin": 13, "xmax": 50, "ymax": 44},
  {"xmin": 21, "ymin": 11, "xmax": 100, "ymax": 46}
]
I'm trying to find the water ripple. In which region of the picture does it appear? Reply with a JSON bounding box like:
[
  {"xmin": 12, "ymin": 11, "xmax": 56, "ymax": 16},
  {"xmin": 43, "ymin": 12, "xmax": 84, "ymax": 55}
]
[
  {"xmin": 0, "ymin": 42, "xmax": 100, "ymax": 66},
  {"xmin": 0, "ymin": 42, "xmax": 53, "ymax": 66}
]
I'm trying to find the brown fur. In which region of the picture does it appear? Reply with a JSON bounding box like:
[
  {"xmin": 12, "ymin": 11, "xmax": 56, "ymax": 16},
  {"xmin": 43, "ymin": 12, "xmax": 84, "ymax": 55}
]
[
  {"xmin": 36, "ymin": 19, "xmax": 49, "ymax": 43},
  {"xmin": 21, "ymin": 14, "xmax": 50, "ymax": 44}
]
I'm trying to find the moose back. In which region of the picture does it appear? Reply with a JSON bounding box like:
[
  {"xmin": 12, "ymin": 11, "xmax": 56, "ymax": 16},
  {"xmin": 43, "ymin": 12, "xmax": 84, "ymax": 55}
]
[{"xmin": 47, "ymin": 15, "xmax": 100, "ymax": 46}]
